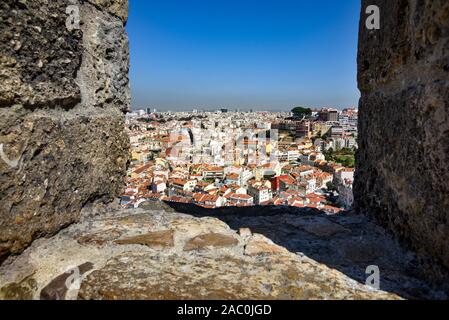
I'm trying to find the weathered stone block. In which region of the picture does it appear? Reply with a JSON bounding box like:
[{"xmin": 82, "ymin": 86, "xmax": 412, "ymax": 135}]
[
  {"xmin": 115, "ymin": 230, "xmax": 175, "ymax": 248},
  {"xmin": 0, "ymin": 0, "xmax": 82, "ymax": 107},
  {"xmin": 86, "ymin": 0, "xmax": 128, "ymax": 21},
  {"xmin": 355, "ymin": 0, "xmax": 449, "ymax": 273},
  {"xmin": 0, "ymin": 0, "xmax": 130, "ymax": 261}
]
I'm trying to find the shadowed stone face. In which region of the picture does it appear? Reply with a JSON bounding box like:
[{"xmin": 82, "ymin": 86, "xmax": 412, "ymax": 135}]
[
  {"xmin": 355, "ymin": 0, "xmax": 449, "ymax": 274},
  {"xmin": 0, "ymin": 0, "xmax": 130, "ymax": 260}
]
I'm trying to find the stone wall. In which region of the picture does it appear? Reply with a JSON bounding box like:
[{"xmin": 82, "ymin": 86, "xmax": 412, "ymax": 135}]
[
  {"xmin": 355, "ymin": 0, "xmax": 449, "ymax": 272},
  {"xmin": 0, "ymin": 0, "xmax": 130, "ymax": 260}
]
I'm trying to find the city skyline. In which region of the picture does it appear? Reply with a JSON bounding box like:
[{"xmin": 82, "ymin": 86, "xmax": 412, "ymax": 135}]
[
  {"xmin": 125, "ymin": 107, "xmax": 358, "ymax": 212},
  {"xmin": 127, "ymin": 0, "xmax": 361, "ymax": 110},
  {"xmin": 132, "ymin": 106, "xmax": 358, "ymax": 112}
]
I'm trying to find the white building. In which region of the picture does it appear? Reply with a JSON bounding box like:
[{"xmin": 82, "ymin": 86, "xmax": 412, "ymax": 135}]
[
  {"xmin": 248, "ymin": 182, "xmax": 273, "ymax": 204},
  {"xmin": 338, "ymin": 179, "xmax": 354, "ymax": 209}
]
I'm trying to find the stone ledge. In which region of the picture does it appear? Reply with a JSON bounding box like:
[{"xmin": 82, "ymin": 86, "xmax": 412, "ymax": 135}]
[{"xmin": 3, "ymin": 208, "xmax": 444, "ymax": 300}]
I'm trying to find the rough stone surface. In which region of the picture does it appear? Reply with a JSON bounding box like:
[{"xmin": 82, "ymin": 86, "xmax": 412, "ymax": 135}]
[
  {"xmin": 40, "ymin": 262, "xmax": 93, "ymax": 300},
  {"xmin": 183, "ymin": 233, "xmax": 239, "ymax": 251},
  {"xmin": 303, "ymin": 220, "xmax": 351, "ymax": 237},
  {"xmin": 188, "ymin": 208, "xmax": 449, "ymax": 299},
  {"xmin": 0, "ymin": 275, "xmax": 36, "ymax": 300},
  {"xmin": 355, "ymin": 0, "xmax": 449, "ymax": 275},
  {"xmin": 0, "ymin": 0, "xmax": 130, "ymax": 260},
  {"xmin": 0, "ymin": 0, "xmax": 82, "ymax": 107},
  {"xmin": 244, "ymin": 233, "xmax": 290, "ymax": 256},
  {"xmin": 115, "ymin": 230, "xmax": 175, "ymax": 248},
  {"xmin": 86, "ymin": 0, "xmax": 128, "ymax": 21},
  {"xmin": 0, "ymin": 208, "xmax": 446, "ymax": 300},
  {"xmin": 78, "ymin": 252, "xmax": 394, "ymax": 300}
]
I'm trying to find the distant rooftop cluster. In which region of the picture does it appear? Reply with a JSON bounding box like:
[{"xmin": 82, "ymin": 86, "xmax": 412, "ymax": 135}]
[{"xmin": 123, "ymin": 108, "xmax": 357, "ymax": 213}]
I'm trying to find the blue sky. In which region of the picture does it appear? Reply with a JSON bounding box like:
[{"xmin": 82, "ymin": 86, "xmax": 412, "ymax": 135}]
[{"xmin": 127, "ymin": 0, "xmax": 361, "ymax": 111}]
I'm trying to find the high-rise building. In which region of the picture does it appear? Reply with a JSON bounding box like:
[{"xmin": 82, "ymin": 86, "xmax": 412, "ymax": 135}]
[
  {"xmin": 318, "ymin": 109, "xmax": 338, "ymax": 122},
  {"xmin": 328, "ymin": 110, "xmax": 338, "ymax": 122}
]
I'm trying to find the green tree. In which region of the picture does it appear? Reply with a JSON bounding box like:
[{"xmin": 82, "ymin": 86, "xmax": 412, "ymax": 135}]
[
  {"xmin": 291, "ymin": 106, "xmax": 312, "ymax": 118},
  {"xmin": 324, "ymin": 148, "xmax": 334, "ymax": 161},
  {"xmin": 326, "ymin": 181, "xmax": 337, "ymax": 192}
]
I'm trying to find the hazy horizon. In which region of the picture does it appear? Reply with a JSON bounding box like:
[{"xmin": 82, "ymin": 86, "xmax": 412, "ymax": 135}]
[{"xmin": 131, "ymin": 106, "xmax": 357, "ymax": 112}]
